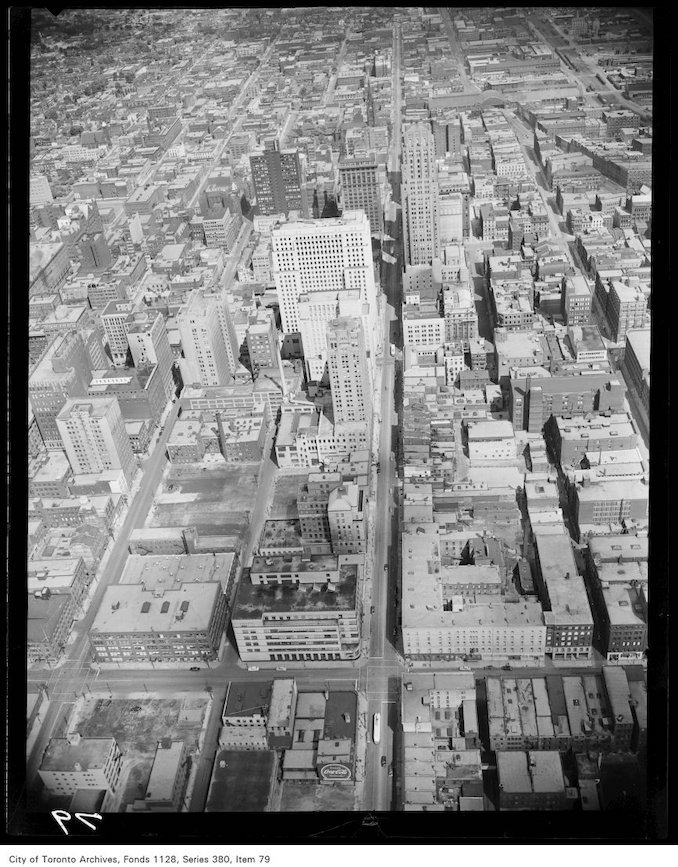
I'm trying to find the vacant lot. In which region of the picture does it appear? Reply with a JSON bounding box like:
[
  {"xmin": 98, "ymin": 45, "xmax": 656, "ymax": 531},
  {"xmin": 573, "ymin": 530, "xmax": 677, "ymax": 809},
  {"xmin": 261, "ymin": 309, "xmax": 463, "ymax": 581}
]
[
  {"xmin": 279, "ymin": 781, "xmax": 357, "ymax": 812},
  {"xmin": 147, "ymin": 463, "xmax": 260, "ymax": 536},
  {"xmin": 69, "ymin": 695, "xmax": 209, "ymax": 811},
  {"xmin": 205, "ymin": 749, "xmax": 275, "ymax": 812},
  {"xmin": 269, "ymin": 472, "xmax": 307, "ymax": 519}
]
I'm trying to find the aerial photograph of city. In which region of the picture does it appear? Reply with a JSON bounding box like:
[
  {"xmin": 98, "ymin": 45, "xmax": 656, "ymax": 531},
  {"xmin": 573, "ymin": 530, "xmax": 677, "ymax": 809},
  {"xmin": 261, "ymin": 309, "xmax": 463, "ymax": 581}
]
[{"xmin": 8, "ymin": 3, "xmax": 667, "ymax": 844}]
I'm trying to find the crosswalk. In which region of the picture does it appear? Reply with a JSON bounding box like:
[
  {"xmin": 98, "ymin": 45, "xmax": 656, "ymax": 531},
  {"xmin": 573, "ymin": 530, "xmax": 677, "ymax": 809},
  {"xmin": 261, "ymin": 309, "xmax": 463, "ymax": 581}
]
[
  {"xmin": 361, "ymin": 658, "xmax": 404, "ymax": 701},
  {"xmin": 36, "ymin": 658, "xmax": 100, "ymax": 702}
]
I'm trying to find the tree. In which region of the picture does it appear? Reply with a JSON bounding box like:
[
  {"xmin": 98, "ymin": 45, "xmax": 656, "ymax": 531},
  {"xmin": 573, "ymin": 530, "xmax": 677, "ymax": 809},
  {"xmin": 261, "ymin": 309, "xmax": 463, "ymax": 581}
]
[{"xmin": 69, "ymin": 125, "xmax": 84, "ymax": 137}]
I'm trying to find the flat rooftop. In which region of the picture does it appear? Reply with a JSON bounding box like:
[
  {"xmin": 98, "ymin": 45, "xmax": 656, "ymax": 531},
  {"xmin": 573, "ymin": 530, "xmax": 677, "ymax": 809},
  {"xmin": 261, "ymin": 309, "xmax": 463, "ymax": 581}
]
[
  {"xmin": 224, "ymin": 681, "xmax": 272, "ymax": 719},
  {"xmin": 497, "ymin": 750, "xmax": 565, "ymax": 794},
  {"xmin": 466, "ymin": 420, "xmax": 515, "ymax": 440},
  {"xmin": 268, "ymin": 679, "xmax": 296, "ymax": 728},
  {"xmin": 90, "ymin": 582, "xmax": 222, "ymax": 635},
  {"xmin": 119, "ymin": 553, "xmax": 234, "ymax": 591},
  {"xmin": 260, "ymin": 519, "xmax": 303, "ymax": 549},
  {"xmin": 575, "ymin": 478, "xmax": 648, "ymax": 501},
  {"xmin": 624, "ymin": 328, "xmax": 651, "ymax": 369},
  {"xmin": 556, "ymin": 413, "xmax": 635, "ymax": 439},
  {"xmin": 56, "ymin": 398, "xmax": 119, "ymax": 421},
  {"xmin": 440, "ymin": 564, "xmax": 502, "ymax": 586},
  {"xmin": 31, "ymin": 450, "xmax": 72, "ymax": 480},
  {"xmin": 28, "ymin": 558, "xmax": 83, "ymax": 582},
  {"xmin": 40, "ymin": 737, "xmax": 115, "ymax": 772},
  {"xmin": 597, "ymin": 560, "xmax": 648, "ymax": 586},
  {"xmin": 495, "ymin": 331, "xmax": 543, "ymax": 357},
  {"xmin": 251, "ymin": 553, "xmax": 338, "ymax": 575},
  {"xmin": 323, "ymin": 691, "xmax": 357, "ymax": 741},
  {"xmin": 588, "ymin": 535, "xmax": 648, "ymax": 562},
  {"xmin": 232, "ymin": 563, "xmax": 358, "ymax": 619},
  {"xmin": 146, "ymin": 742, "xmax": 185, "ymax": 802},
  {"xmin": 532, "ymin": 526, "xmax": 592, "ymax": 624},
  {"xmin": 602, "ymin": 583, "xmax": 646, "ymax": 627}
]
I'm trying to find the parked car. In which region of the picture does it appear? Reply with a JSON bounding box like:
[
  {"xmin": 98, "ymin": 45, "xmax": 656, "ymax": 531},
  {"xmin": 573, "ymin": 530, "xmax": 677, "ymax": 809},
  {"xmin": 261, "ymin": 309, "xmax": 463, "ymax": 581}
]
[
  {"xmin": 189, "ymin": 667, "xmax": 201, "ymax": 671},
  {"xmin": 370, "ymin": 605, "xmax": 375, "ymax": 614},
  {"xmin": 388, "ymin": 765, "xmax": 393, "ymax": 777},
  {"xmin": 381, "ymin": 755, "xmax": 387, "ymax": 767}
]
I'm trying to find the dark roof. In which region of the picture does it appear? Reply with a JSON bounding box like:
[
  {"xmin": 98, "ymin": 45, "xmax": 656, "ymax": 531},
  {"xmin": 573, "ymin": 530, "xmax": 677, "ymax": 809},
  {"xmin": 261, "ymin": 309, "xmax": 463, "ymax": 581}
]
[
  {"xmin": 223, "ymin": 681, "xmax": 272, "ymax": 718},
  {"xmin": 322, "ymin": 691, "xmax": 357, "ymax": 742}
]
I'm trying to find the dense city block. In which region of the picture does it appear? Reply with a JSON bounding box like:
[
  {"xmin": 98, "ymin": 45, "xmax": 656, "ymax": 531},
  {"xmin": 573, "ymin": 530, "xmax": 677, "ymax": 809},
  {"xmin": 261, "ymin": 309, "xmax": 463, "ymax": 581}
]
[{"xmin": 25, "ymin": 6, "xmax": 652, "ymax": 817}]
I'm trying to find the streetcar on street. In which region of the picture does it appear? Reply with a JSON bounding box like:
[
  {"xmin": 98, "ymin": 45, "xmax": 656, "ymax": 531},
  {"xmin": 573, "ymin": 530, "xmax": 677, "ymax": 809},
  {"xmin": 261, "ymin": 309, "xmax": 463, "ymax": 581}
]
[{"xmin": 372, "ymin": 712, "xmax": 381, "ymax": 745}]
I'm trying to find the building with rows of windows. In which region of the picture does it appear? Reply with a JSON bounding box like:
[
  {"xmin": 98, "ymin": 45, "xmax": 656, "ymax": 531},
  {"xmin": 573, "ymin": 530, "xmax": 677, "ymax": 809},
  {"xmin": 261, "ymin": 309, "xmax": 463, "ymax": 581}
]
[{"xmin": 231, "ymin": 559, "xmax": 360, "ymax": 662}]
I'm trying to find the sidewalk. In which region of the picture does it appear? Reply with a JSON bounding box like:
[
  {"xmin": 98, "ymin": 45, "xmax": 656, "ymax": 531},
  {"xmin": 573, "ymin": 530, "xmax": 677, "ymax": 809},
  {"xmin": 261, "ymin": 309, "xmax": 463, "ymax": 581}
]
[{"xmin": 352, "ymin": 691, "xmax": 369, "ymax": 809}]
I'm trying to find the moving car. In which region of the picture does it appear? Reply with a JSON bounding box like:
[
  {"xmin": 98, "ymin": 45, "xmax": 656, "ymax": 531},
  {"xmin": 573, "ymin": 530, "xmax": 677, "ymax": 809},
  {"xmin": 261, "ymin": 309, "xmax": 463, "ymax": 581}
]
[
  {"xmin": 370, "ymin": 605, "xmax": 375, "ymax": 614},
  {"xmin": 381, "ymin": 755, "xmax": 387, "ymax": 767}
]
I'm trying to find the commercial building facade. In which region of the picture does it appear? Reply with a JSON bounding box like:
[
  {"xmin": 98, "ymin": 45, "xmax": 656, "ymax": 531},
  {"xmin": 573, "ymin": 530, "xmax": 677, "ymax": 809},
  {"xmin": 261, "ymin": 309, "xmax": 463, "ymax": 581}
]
[
  {"xmin": 231, "ymin": 561, "xmax": 360, "ymax": 662},
  {"xmin": 56, "ymin": 397, "xmax": 136, "ymax": 490}
]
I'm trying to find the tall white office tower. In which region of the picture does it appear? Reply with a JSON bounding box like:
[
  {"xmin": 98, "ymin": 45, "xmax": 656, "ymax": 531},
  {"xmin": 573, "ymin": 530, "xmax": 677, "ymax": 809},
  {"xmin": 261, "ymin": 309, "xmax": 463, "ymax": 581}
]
[
  {"xmin": 271, "ymin": 211, "xmax": 379, "ymax": 382},
  {"xmin": 326, "ymin": 316, "xmax": 373, "ymax": 426},
  {"xmin": 177, "ymin": 292, "xmax": 235, "ymax": 387},
  {"xmin": 126, "ymin": 310, "xmax": 174, "ymax": 400},
  {"xmin": 402, "ymin": 123, "xmax": 440, "ymax": 266},
  {"xmin": 56, "ymin": 397, "xmax": 136, "ymax": 489},
  {"xmin": 297, "ymin": 291, "xmax": 342, "ymax": 382},
  {"xmin": 205, "ymin": 286, "xmax": 241, "ymax": 377}
]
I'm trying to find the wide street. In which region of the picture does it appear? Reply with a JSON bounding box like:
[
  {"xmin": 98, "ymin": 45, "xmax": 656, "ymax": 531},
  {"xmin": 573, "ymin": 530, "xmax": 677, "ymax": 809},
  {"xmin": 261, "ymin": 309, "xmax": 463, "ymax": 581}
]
[{"xmin": 358, "ymin": 19, "xmax": 406, "ymax": 812}]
